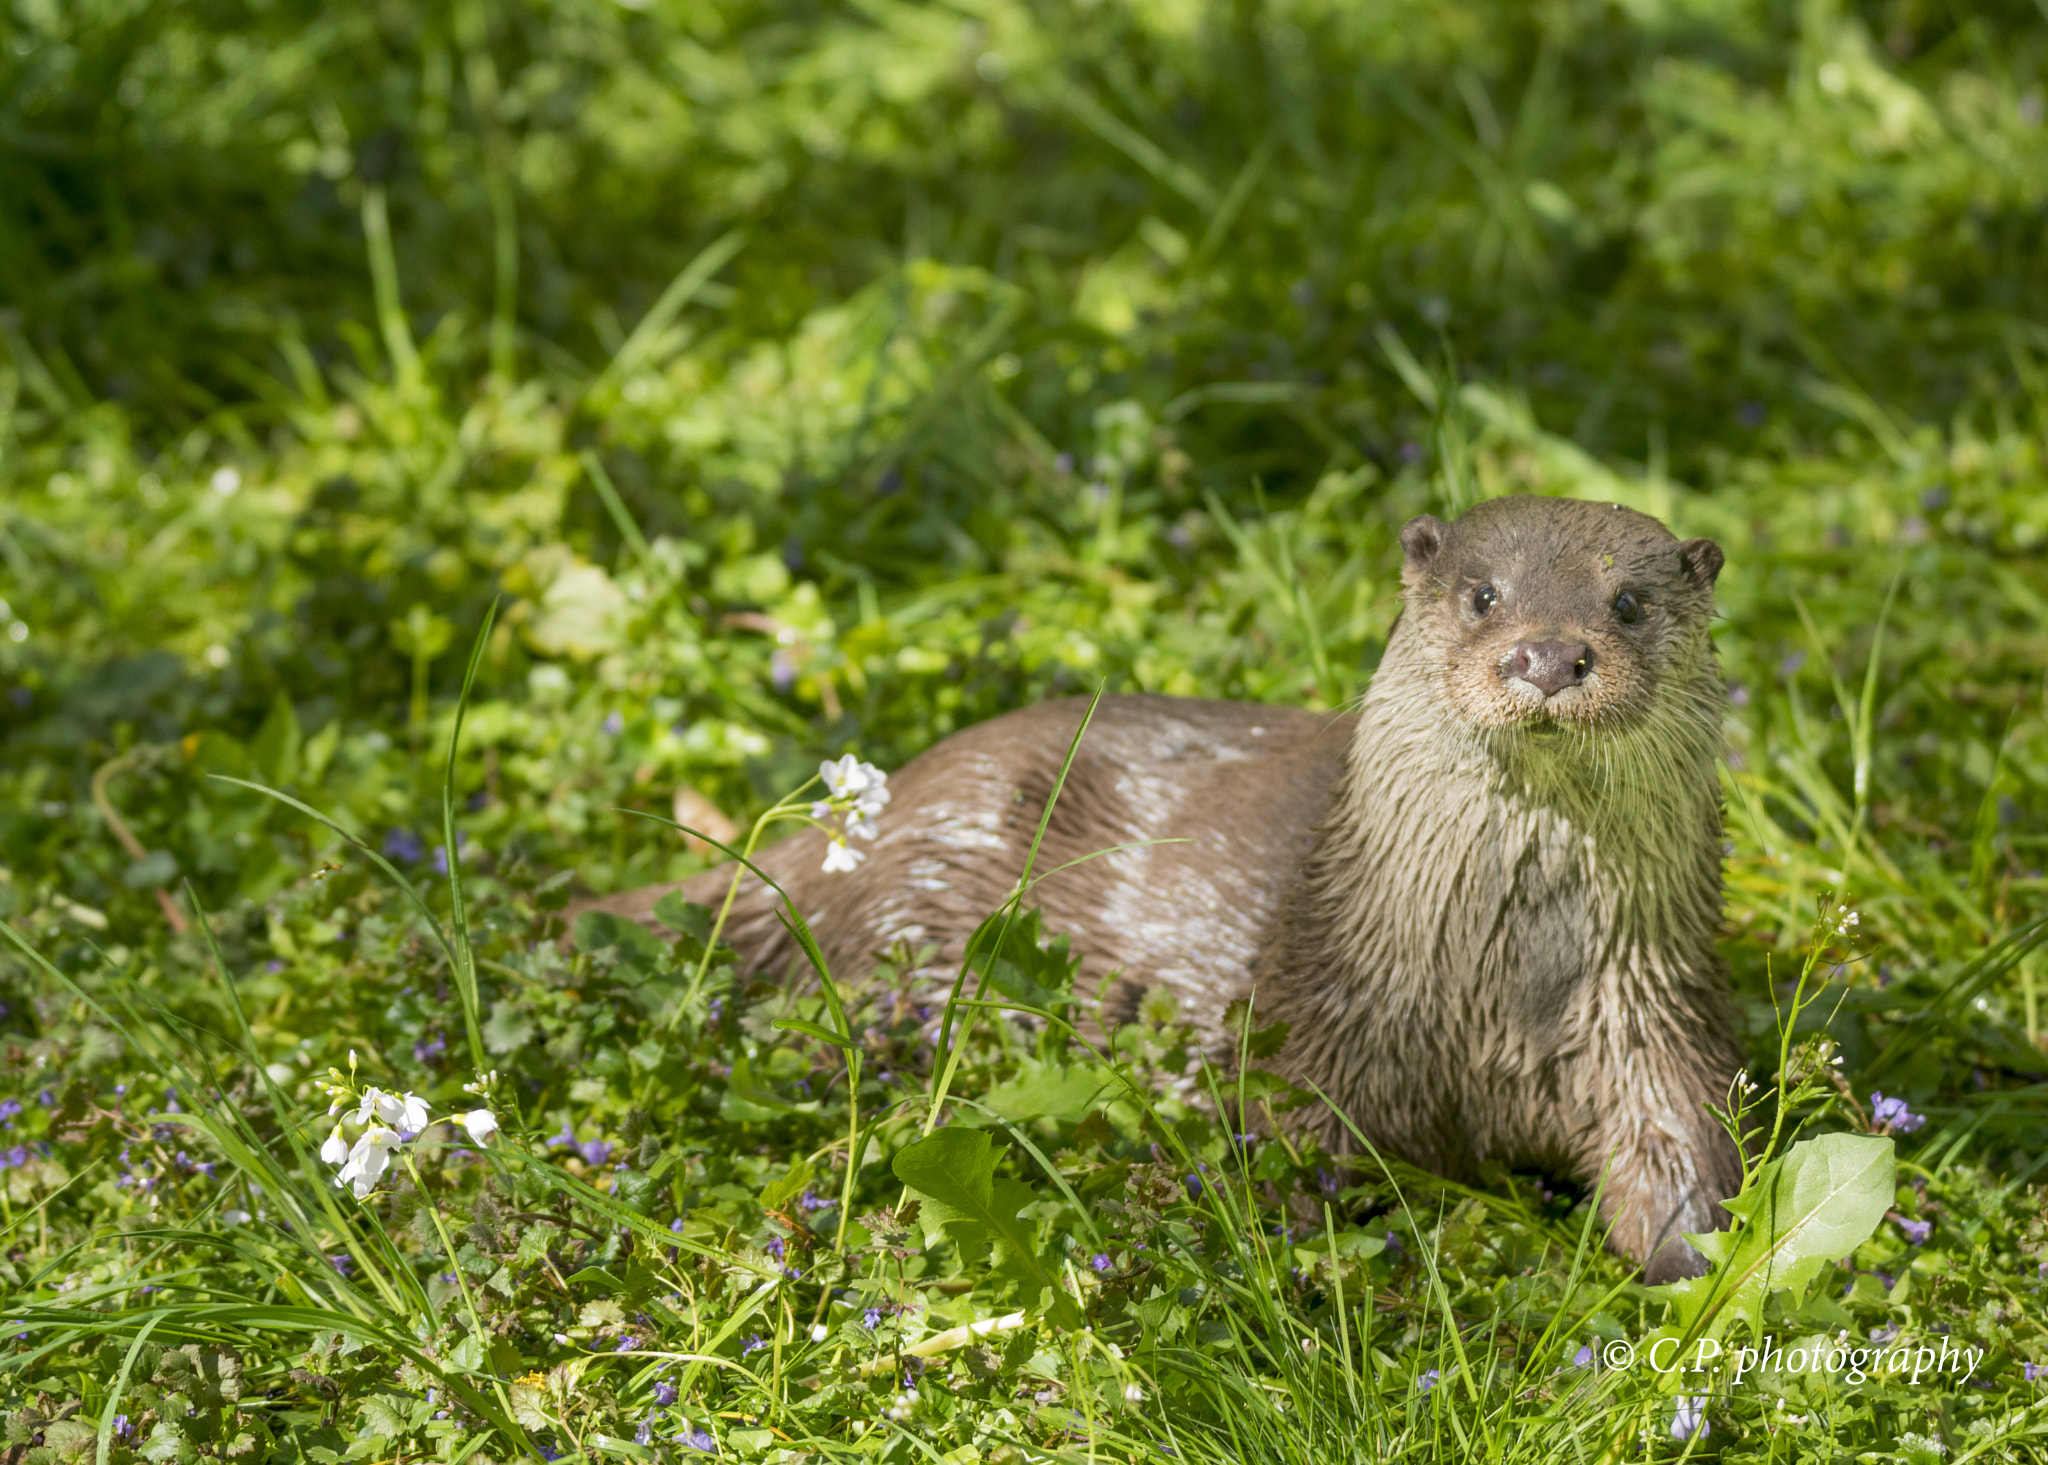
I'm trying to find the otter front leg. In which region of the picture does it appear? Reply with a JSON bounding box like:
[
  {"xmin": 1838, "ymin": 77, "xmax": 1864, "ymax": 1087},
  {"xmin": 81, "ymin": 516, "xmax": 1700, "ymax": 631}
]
[{"xmin": 1578, "ymin": 1038, "xmax": 1745, "ymax": 1283}]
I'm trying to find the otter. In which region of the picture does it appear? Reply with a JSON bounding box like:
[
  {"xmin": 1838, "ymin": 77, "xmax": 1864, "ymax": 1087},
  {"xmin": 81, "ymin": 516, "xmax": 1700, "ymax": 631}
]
[{"xmin": 578, "ymin": 495, "xmax": 1744, "ymax": 1281}]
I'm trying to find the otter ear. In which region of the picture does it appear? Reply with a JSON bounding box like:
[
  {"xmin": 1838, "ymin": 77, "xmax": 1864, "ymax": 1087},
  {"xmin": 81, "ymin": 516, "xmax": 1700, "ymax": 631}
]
[
  {"xmin": 1400, "ymin": 514, "xmax": 1448, "ymax": 569},
  {"xmin": 1677, "ymin": 537, "xmax": 1724, "ymax": 588}
]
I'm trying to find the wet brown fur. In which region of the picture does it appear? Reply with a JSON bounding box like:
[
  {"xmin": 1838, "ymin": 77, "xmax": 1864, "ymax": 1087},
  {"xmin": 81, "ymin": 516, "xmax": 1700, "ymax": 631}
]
[{"xmin": 576, "ymin": 495, "xmax": 1745, "ymax": 1281}]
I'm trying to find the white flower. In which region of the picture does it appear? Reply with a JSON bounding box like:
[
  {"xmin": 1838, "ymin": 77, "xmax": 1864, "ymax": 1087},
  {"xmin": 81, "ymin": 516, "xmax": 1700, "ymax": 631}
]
[
  {"xmin": 814, "ymin": 755, "xmax": 888, "ymax": 868},
  {"xmin": 335, "ymin": 1126, "xmax": 402, "ymax": 1198},
  {"xmin": 819, "ymin": 754, "xmax": 889, "ymax": 808},
  {"xmin": 459, "ymin": 1109, "xmax": 499, "ymax": 1145},
  {"xmin": 222, "ymin": 1209, "xmax": 252, "ymax": 1225},
  {"xmin": 1123, "ymin": 1383, "xmax": 1145, "ymax": 1404},
  {"xmin": 355, "ymin": 1088, "xmax": 430, "ymax": 1132},
  {"xmin": 809, "ymin": 1323, "xmax": 829, "ymax": 1342},
  {"xmin": 1671, "ymin": 1395, "xmax": 1710, "ymax": 1443},
  {"xmin": 319, "ymin": 1123, "xmax": 349, "ymax": 1166}
]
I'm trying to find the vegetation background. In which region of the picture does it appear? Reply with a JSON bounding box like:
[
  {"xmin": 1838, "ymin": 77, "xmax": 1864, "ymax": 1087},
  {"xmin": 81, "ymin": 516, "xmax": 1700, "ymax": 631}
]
[{"xmin": 2, "ymin": 0, "xmax": 2047, "ymax": 1460}]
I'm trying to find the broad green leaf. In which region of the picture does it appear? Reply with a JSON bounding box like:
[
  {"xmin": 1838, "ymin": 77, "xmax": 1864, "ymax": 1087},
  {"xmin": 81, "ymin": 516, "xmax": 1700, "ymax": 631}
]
[
  {"xmin": 651, "ymin": 890, "xmax": 712, "ymax": 941},
  {"xmin": 982, "ymin": 1061, "xmax": 1110, "ymax": 1123},
  {"xmin": 891, "ymin": 1127, "xmax": 1082, "ymax": 1328},
  {"xmin": 141, "ymin": 1421, "xmax": 198, "ymax": 1465},
  {"xmin": 1681, "ymin": 1132, "xmax": 1895, "ymax": 1338},
  {"xmin": 963, "ymin": 906, "xmax": 1079, "ymax": 1011},
  {"xmin": 355, "ymin": 1393, "xmax": 408, "ymax": 1440},
  {"xmin": 250, "ymin": 692, "xmax": 301, "ymax": 786},
  {"xmin": 760, "ymin": 1157, "xmax": 815, "ymax": 1212}
]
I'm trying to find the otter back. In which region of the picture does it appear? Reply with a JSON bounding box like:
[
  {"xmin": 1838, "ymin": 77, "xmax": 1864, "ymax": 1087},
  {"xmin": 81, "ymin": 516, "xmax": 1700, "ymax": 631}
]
[{"xmin": 577, "ymin": 694, "xmax": 1352, "ymax": 1030}]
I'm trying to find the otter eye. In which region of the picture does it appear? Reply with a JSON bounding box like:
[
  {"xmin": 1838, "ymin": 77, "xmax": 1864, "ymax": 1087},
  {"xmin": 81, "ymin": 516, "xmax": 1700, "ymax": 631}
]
[
  {"xmin": 1614, "ymin": 592, "xmax": 1641, "ymax": 624},
  {"xmin": 1472, "ymin": 584, "xmax": 1499, "ymax": 616}
]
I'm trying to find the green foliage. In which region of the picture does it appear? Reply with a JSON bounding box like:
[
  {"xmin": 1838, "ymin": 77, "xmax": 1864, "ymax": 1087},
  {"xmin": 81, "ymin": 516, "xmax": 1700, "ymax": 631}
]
[
  {"xmin": 4, "ymin": 0, "xmax": 2048, "ymax": 1460},
  {"xmin": 1682, "ymin": 1132, "xmax": 1898, "ymax": 1339}
]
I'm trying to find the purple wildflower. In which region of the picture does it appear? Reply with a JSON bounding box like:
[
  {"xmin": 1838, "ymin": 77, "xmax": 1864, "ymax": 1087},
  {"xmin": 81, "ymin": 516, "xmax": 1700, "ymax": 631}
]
[
  {"xmin": 1870, "ymin": 1093, "xmax": 1926, "ymax": 1134},
  {"xmin": 547, "ymin": 1124, "xmax": 577, "ymax": 1149},
  {"xmin": 765, "ymin": 1236, "xmax": 785, "ymax": 1261},
  {"xmin": 1573, "ymin": 1346, "xmax": 1594, "ymax": 1368},
  {"xmin": 741, "ymin": 1335, "xmax": 767, "ymax": 1356},
  {"xmin": 799, "ymin": 1189, "xmax": 826, "ymax": 1212},
  {"xmin": 382, "ymin": 828, "xmax": 424, "ymax": 864},
  {"xmin": 863, "ymin": 1307, "xmax": 884, "ymax": 1329},
  {"xmin": 603, "ymin": 711, "xmax": 624, "ymax": 736},
  {"xmin": 1183, "ymin": 1174, "xmax": 1203, "ymax": 1201},
  {"xmin": 0, "ymin": 1098, "xmax": 22, "ymax": 1126},
  {"xmin": 327, "ymin": 1253, "xmax": 354, "ymax": 1277},
  {"xmin": 2025, "ymin": 1363, "xmax": 2046, "ymax": 1382},
  {"xmin": 616, "ymin": 1335, "xmax": 641, "ymax": 1352},
  {"xmin": 0, "ymin": 1146, "xmax": 30, "ymax": 1169},
  {"xmin": 681, "ymin": 1427, "xmax": 717, "ymax": 1454},
  {"xmin": 1090, "ymin": 1254, "xmax": 1112, "ymax": 1272},
  {"xmin": 1418, "ymin": 1369, "xmax": 1439, "ymax": 1394},
  {"xmin": 636, "ymin": 1420, "xmax": 654, "ymax": 1446},
  {"xmin": 1895, "ymin": 1215, "xmax": 1932, "ymax": 1246},
  {"xmin": 1671, "ymin": 1396, "xmax": 1710, "ymax": 1443},
  {"xmin": 414, "ymin": 1034, "xmax": 447, "ymax": 1063},
  {"xmin": 578, "ymin": 1138, "xmax": 614, "ymax": 1167},
  {"xmin": 653, "ymin": 1380, "xmax": 678, "ymax": 1406}
]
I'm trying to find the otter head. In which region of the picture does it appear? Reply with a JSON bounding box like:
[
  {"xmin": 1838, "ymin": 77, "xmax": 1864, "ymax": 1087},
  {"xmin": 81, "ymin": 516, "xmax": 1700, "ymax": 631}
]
[{"xmin": 1397, "ymin": 496, "xmax": 1723, "ymax": 735}]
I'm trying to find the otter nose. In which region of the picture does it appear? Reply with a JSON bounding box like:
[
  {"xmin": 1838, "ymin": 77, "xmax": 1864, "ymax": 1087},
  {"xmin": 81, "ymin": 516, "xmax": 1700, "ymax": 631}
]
[{"xmin": 1510, "ymin": 640, "xmax": 1593, "ymax": 696}]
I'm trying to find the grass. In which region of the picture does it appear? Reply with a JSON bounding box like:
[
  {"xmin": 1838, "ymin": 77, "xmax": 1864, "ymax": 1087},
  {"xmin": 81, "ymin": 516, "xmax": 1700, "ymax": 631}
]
[{"xmin": 4, "ymin": 0, "xmax": 2048, "ymax": 1460}]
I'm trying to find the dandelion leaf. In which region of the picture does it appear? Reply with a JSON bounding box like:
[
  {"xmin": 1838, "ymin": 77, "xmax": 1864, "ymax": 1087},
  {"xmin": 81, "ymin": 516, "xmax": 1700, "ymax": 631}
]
[
  {"xmin": 891, "ymin": 1127, "xmax": 1083, "ymax": 1328},
  {"xmin": 1679, "ymin": 1132, "xmax": 1895, "ymax": 1339}
]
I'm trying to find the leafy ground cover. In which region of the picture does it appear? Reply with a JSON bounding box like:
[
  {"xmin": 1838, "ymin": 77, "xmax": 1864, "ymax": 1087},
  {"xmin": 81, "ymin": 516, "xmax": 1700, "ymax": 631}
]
[{"xmin": 4, "ymin": 0, "xmax": 2048, "ymax": 1460}]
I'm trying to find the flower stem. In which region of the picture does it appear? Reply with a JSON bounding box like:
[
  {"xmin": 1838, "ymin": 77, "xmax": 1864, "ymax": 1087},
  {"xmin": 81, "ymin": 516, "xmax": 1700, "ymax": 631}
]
[{"xmin": 401, "ymin": 1154, "xmax": 538, "ymax": 1460}]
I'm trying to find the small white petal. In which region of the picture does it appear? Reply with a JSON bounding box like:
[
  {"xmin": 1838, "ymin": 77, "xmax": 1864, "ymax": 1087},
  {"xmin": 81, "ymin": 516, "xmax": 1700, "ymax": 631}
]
[
  {"xmin": 353, "ymin": 1088, "xmax": 386, "ymax": 1126},
  {"xmin": 397, "ymin": 1093, "xmax": 431, "ymax": 1132},
  {"xmin": 460, "ymin": 1109, "xmax": 499, "ymax": 1145},
  {"xmin": 320, "ymin": 1124, "xmax": 350, "ymax": 1166},
  {"xmin": 822, "ymin": 840, "xmax": 864, "ymax": 874},
  {"xmin": 810, "ymin": 1323, "xmax": 829, "ymax": 1342}
]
